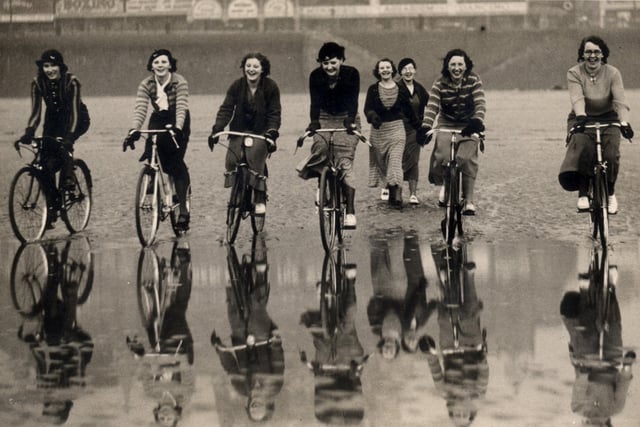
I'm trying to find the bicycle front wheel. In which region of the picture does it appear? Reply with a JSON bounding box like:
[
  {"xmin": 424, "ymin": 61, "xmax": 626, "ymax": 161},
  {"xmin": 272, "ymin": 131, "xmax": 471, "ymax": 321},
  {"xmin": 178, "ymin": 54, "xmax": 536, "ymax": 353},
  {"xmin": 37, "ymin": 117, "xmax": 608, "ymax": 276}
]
[
  {"xmin": 319, "ymin": 168, "xmax": 340, "ymax": 252},
  {"xmin": 442, "ymin": 167, "xmax": 462, "ymax": 245},
  {"xmin": 9, "ymin": 167, "xmax": 48, "ymax": 243},
  {"xmin": 62, "ymin": 159, "xmax": 93, "ymax": 234},
  {"xmin": 10, "ymin": 242, "xmax": 48, "ymax": 316},
  {"xmin": 61, "ymin": 236, "xmax": 94, "ymax": 305},
  {"xmin": 226, "ymin": 170, "xmax": 246, "ymax": 244},
  {"xmin": 135, "ymin": 168, "xmax": 160, "ymax": 246},
  {"xmin": 591, "ymin": 172, "xmax": 609, "ymax": 248},
  {"xmin": 320, "ymin": 250, "xmax": 339, "ymax": 336}
]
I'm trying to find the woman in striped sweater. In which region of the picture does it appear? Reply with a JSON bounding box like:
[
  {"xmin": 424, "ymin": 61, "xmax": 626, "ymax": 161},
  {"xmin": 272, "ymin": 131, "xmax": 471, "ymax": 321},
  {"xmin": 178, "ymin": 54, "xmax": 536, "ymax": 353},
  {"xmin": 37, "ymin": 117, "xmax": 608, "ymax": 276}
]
[
  {"xmin": 364, "ymin": 58, "xmax": 421, "ymax": 207},
  {"xmin": 123, "ymin": 49, "xmax": 192, "ymax": 231},
  {"xmin": 422, "ymin": 49, "xmax": 486, "ymax": 215}
]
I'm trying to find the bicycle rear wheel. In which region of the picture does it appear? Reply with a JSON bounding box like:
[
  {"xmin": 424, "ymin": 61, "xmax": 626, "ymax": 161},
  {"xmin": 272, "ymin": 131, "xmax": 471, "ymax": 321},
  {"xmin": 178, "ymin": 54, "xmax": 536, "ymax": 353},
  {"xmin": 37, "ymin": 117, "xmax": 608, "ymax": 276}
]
[
  {"xmin": 62, "ymin": 159, "xmax": 92, "ymax": 234},
  {"xmin": 10, "ymin": 242, "xmax": 48, "ymax": 316},
  {"xmin": 137, "ymin": 248, "xmax": 160, "ymax": 328},
  {"xmin": 226, "ymin": 170, "xmax": 246, "ymax": 244},
  {"xmin": 319, "ymin": 168, "xmax": 340, "ymax": 252},
  {"xmin": 135, "ymin": 167, "xmax": 160, "ymax": 247},
  {"xmin": 9, "ymin": 167, "xmax": 48, "ymax": 243}
]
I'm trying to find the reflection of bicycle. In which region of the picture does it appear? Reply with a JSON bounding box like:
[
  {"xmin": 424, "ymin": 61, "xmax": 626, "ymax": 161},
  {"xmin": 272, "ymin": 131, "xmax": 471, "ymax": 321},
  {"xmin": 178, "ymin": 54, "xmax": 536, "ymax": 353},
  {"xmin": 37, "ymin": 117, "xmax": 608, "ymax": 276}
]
[
  {"xmin": 9, "ymin": 136, "xmax": 92, "ymax": 243},
  {"xmin": 429, "ymin": 129, "xmax": 483, "ymax": 246},
  {"xmin": 134, "ymin": 129, "xmax": 191, "ymax": 247},
  {"xmin": 296, "ymin": 128, "xmax": 370, "ymax": 252},
  {"xmin": 566, "ymin": 122, "xmax": 631, "ymax": 248},
  {"xmin": 211, "ymin": 131, "xmax": 275, "ymax": 244},
  {"xmin": 11, "ymin": 237, "xmax": 93, "ymax": 317}
]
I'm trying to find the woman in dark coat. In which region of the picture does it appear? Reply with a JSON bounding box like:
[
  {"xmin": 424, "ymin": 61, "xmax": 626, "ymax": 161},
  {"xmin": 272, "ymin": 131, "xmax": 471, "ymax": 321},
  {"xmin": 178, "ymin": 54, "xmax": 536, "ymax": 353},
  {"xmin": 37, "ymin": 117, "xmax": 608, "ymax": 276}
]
[{"xmin": 208, "ymin": 52, "xmax": 282, "ymax": 217}]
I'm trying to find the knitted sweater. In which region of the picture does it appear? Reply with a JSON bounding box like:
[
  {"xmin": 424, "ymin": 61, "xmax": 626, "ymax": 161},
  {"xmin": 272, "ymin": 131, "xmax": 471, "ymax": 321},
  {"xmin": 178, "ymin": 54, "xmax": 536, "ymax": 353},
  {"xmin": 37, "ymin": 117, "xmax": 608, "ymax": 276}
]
[
  {"xmin": 423, "ymin": 72, "xmax": 486, "ymax": 128},
  {"xmin": 131, "ymin": 72, "xmax": 189, "ymax": 130}
]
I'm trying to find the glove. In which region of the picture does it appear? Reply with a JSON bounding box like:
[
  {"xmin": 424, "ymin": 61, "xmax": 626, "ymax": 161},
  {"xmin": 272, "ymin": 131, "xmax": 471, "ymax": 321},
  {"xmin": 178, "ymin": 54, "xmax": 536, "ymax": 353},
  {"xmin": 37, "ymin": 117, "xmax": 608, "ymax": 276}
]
[
  {"xmin": 123, "ymin": 129, "xmax": 141, "ymax": 152},
  {"xmin": 343, "ymin": 117, "xmax": 357, "ymax": 134},
  {"xmin": 60, "ymin": 138, "xmax": 74, "ymax": 153},
  {"xmin": 461, "ymin": 118, "xmax": 485, "ymax": 137},
  {"xmin": 306, "ymin": 121, "xmax": 321, "ymax": 135},
  {"xmin": 370, "ymin": 114, "xmax": 382, "ymax": 130},
  {"xmin": 264, "ymin": 129, "xmax": 279, "ymax": 153},
  {"xmin": 573, "ymin": 115, "xmax": 588, "ymax": 133},
  {"xmin": 208, "ymin": 126, "xmax": 222, "ymax": 151},
  {"xmin": 621, "ymin": 122, "xmax": 634, "ymax": 140},
  {"xmin": 417, "ymin": 126, "xmax": 432, "ymax": 146}
]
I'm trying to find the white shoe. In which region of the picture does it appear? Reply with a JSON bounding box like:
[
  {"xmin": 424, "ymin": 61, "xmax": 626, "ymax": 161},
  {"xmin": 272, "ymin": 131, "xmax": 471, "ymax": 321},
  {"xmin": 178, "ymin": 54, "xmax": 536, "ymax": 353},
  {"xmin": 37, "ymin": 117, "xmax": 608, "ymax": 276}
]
[
  {"xmin": 608, "ymin": 195, "xmax": 618, "ymax": 215},
  {"xmin": 254, "ymin": 203, "xmax": 266, "ymax": 215},
  {"xmin": 577, "ymin": 196, "xmax": 590, "ymax": 211},
  {"xmin": 438, "ymin": 186, "xmax": 446, "ymax": 206},
  {"xmin": 462, "ymin": 201, "xmax": 476, "ymax": 216},
  {"xmin": 409, "ymin": 195, "xmax": 420, "ymax": 205},
  {"xmin": 344, "ymin": 214, "xmax": 357, "ymax": 229},
  {"xmin": 381, "ymin": 188, "xmax": 389, "ymax": 201}
]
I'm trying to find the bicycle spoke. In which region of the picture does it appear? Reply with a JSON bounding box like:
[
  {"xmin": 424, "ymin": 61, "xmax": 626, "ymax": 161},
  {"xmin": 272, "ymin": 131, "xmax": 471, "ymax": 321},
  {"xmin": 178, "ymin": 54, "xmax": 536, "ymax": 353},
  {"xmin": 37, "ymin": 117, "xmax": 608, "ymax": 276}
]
[
  {"xmin": 62, "ymin": 159, "xmax": 92, "ymax": 234},
  {"xmin": 135, "ymin": 168, "xmax": 160, "ymax": 246},
  {"xmin": 9, "ymin": 168, "xmax": 48, "ymax": 243}
]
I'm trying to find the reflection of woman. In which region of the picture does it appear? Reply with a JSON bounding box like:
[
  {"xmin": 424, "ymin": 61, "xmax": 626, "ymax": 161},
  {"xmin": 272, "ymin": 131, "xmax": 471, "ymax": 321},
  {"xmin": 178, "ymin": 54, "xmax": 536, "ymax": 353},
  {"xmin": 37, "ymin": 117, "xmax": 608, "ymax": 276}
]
[
  {"xmin": 558, "ymin": 35, "xmax": 633, "ymax": 215},
  {"xmin": 560, "ymin": 257, "xmax": 635, "ymax": 426},
  {"xmin": 422, "ymin": 49, "xmax": 486, "ymax": 215},
  {"xmin": 126, "ymin": 241, "xmax": 195, "ymax": 427},
  {"xmin": 397, "ymin": 58, "xmax": 429, "ymax": 205},
  {"xmin": 420, "ymin": 243, "xmax": 488, "ymax": 426},
  {"xmin": 300, "ymin": 251, "xmax": 366, "ymax": 424},
  {"xmin": 365, "ymin": 59, "xmax": 421, "ymax": 207},
  {"xmin": 212, "ymin": 237, "xmax": 284, "ymax": 422},
  {"xmin": 123, "ymin": 49, "xmax": 192, "ymax": 231},
  {"xmin": 208, "ymin": 53, "xmax": 281, "ymax": 217}
]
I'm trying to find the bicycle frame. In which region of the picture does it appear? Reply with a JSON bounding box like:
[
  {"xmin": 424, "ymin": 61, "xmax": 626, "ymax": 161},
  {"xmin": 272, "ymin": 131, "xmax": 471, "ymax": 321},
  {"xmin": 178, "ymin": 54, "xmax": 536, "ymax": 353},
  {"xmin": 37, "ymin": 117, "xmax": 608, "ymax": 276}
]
[{"xmin": 138, "ymin": 130, "xmax": 178, "ymax": 219}]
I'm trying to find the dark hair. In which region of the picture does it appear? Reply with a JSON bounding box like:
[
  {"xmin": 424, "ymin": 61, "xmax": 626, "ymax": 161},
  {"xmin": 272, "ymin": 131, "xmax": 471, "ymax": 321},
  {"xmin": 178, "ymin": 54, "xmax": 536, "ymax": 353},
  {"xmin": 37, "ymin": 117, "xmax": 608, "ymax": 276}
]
[
  {"xmin": 398, "ymin": 57, "xmax": 417, "ymax": 73},
  {"xmin": 441, "ymin": 49, "xmax": 474, "ymax": 78},
  {"xmin": 577, "ymin": 35, "xmax": 610, "ymax": 64},
  {"xmin": 36, "ymin": 49, "xmax": 68, "ymax": 75},
  {"xmin": 147, "ymin": 49, "xmax": 178, "ymax": 72},
  {"xmin": 372, "ymin": 58, "xmax": 397, "ymax": 80},
  {"xmin": 240, "ymin": 52, "xmax": 271, "ymax": 77},
  {"xmin": 317, "ymin": 42, "xmax": 346, "ymax": 62}
]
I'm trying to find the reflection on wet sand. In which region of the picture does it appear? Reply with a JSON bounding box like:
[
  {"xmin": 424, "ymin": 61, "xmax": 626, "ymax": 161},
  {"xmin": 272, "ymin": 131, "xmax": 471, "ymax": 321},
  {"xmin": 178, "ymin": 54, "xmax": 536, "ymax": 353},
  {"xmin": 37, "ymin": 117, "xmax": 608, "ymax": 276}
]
[
  {"xmin": 125, "ymin": 239, "xmax": 195, "ymax": 426},
  {"xmin": 299, "ymin": 248, "xmax": 368, "ymax": 424},
  {"xmin": 211, "ymin": 236, "xmax": 284, "ymax": 423},
  {"xmin": 560, "ymin": 245, "xmax": 636, "ymax": 426},
  {"xmin": 10, "ymin": 237, "xmax": 94, "ymax": 424}
]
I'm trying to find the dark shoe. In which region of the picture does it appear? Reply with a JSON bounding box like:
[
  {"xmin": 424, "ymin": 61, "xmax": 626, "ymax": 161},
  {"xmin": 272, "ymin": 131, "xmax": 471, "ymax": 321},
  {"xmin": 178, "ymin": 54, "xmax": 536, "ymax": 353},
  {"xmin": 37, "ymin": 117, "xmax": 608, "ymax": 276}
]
[{"xmin": 176, "ymin": 214, "xmax": 190, "ymax": 232}]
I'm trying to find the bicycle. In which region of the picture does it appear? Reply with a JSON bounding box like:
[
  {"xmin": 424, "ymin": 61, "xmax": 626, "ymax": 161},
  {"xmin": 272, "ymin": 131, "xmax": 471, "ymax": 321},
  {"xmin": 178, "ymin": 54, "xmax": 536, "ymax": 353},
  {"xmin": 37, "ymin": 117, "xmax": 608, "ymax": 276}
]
[
  {"xmin": 134, "ymin": 129, "xmax": 191, "ymax": 247},
  {"xmin": 566, "ymin": 121, "xmax": 631, "ymax": 248},
  {"xmin": 210, "ymin": 130, "xmax": 275, "ymax": 245},
  {"xmin": 296, "ymin": 128, "xmax": 370, "ymax": 252},
  {"xmin": 9, "ymin": 136, "xmax": 92, "ymax": 243},
  {"xmin": 429, "ymin": 129, "xmax": 484, "ymax": 246}
]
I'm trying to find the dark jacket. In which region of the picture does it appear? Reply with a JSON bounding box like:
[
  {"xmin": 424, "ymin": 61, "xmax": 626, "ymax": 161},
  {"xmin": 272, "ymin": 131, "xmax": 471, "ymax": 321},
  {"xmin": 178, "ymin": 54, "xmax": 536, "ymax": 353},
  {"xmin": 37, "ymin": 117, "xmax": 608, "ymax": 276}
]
[
  {"xmin": 364, "ymin": 82, "xmax": 420, "ymax": 129},
  {"xmin": 212, "ymin": 76, "xmax": 281, "ymax": 135},
  {"xmin": 398, "ymin": 79, "xmax": 429, "ymax": 123},
  {"xmin": 309, "ymin": 64, "xmax": 360, "ymax": 122}
]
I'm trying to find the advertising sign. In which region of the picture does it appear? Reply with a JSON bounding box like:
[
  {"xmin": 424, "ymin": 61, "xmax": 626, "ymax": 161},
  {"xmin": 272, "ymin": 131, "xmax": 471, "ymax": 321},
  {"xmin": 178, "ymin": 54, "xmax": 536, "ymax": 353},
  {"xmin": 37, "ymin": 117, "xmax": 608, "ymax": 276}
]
[
  {"xmin": 265, "ymin": 0, "xmax": 294, "ymax": 18},
  {"xmin": 56, "ymin": 0, "xmax": 124, "ymax": 16},
  {"xmin": 191, "ymin": 0, "xmax": 222, "ymax": 19},
  {"xmin": 1, "ymin": 0, "xmax": 54, "ymax": 22},
  {"xmin": 227, "ymin": 0, "xmax": 257, "ymax": 18}
]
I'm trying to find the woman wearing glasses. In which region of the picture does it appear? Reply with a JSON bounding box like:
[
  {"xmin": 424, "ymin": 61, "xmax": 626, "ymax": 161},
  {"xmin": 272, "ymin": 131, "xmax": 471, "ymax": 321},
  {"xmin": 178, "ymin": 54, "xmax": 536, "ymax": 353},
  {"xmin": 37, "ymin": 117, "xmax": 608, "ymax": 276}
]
[{"xmin": 559, "ymin": 35, "xmax": 633, "ymax": 214}]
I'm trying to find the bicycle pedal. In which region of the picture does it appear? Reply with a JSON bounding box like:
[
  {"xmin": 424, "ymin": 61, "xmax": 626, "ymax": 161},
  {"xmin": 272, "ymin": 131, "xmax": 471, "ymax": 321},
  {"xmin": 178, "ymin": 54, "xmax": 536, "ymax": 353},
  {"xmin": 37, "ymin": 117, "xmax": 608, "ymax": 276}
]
[{"xmin": 576, "ymin": 208, "xmax": 591, "ymax": 213}]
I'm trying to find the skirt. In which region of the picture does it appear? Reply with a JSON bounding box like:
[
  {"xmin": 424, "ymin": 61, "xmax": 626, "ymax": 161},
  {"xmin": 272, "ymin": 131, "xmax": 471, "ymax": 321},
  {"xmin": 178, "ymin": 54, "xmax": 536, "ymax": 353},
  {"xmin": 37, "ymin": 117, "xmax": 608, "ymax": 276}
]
[{"xmin": 368, "ymin": 119, "xmax": 406, "ymax": 188}]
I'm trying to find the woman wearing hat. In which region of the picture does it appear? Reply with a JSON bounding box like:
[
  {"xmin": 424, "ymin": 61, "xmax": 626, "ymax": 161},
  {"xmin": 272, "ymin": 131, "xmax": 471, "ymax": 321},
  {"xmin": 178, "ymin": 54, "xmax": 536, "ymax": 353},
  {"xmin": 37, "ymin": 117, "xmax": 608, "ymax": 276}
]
[
  {"xmin": 16, "ymin": 49, "xmax": 89, "ymax": 227},
  {"xmin": 122, "ymin": 49, "xmax": 192, "ymax": 231},
  {"xmin": 207, "ymin": 52, "xmax": 281, "ymax": 218},
  {"xmin": 397, "ymin": 57, "xmax": 429, "ymax": 205},
  {"xmin": 364, "ymin": 58, "xmax": 422, "ymax": 208},
  {"xmin": 296, "ymin": 42, "xmax": 361, "ymax": 229}
]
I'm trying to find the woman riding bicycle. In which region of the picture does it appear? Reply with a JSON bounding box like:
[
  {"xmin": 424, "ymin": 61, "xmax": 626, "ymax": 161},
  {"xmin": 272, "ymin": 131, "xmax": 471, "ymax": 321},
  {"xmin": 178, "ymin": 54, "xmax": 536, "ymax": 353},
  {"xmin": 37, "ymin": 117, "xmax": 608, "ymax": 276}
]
[
  {"xmin": 122, "ymin": 49, "xmax": 192, "ymax": 231},
  {"xmin": 558, "ymin": 35, "xmax": 633, "ymax": 215},
  {"xmin": 296, "ymin": 42, "xmax": 361, "ymax": 228},
  {"xmin": 16, "ymin": 49, "xmax": 90, "ymax": 228},
  {"xmin": 208, "ymin": 52, "xmax": 281, "ymax": 217},
  {"xmin": 422, "ymin": 49, "xmax": 486, "ymax": 215}
]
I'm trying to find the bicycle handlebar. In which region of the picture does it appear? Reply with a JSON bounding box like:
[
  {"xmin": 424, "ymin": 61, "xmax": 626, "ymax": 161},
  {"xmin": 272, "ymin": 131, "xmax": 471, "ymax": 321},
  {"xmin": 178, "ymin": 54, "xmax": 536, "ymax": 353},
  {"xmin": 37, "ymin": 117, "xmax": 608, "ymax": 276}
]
[
  {"xmin": 427, "ymin": 128, "xmax": 485, "ymax": 139},
  {"xmin": 212, "ymin": 130, "xmax": 276, "ymax": 147},
  {"xmin": 566, "ymin": 121, "xmax": 632, "ymax": 143},
  {"xmin": 296, "ymin": 128, "xmax": 371, "ymax": 151}
]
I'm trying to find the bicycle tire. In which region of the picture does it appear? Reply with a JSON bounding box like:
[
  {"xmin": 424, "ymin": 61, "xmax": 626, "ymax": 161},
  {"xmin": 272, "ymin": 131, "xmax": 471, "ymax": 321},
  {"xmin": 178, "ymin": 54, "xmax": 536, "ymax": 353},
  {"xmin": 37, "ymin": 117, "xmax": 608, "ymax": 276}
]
[
  {"xmin": 226, "ymin": 170, "xmax": 246, "ymax": 244},
  {"xmin": 9, "ymin": 167, "xmax": 48, "ymax": 243},
  {"xmin": 442, "ymin": 166, "xmax": 461, "ymax": 245},
  {"xmin": 10, "ymin": 242, "xmax": 48, "ymax": 316},
  {"xmin": 591, "ymin": 171, "xmax": 609, "ymax": 248},
  {"xmin": 319, "ymin": 168, "xmax": 339, "ymax": 252},
  {"xmin": 61, "ymin": 236, "xmax": 94, "ymax": 305},
  {"xmin": 135, "ymin": 167, "xmax": 160, "ymax": 247},
  {"xmin": 137, "ymin": 248, "xmax": 160, "ymax": 328},
  {"xmin": 170, "ymin": 184, "xmax": 191, "ymax": 237},
  {"xmin": 61, "ymin": 159, "xmax": 93, "ymax": 234},
  {"xmin": 250, "ymin": 193, "xmax": 266, "ymax": 235}
]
